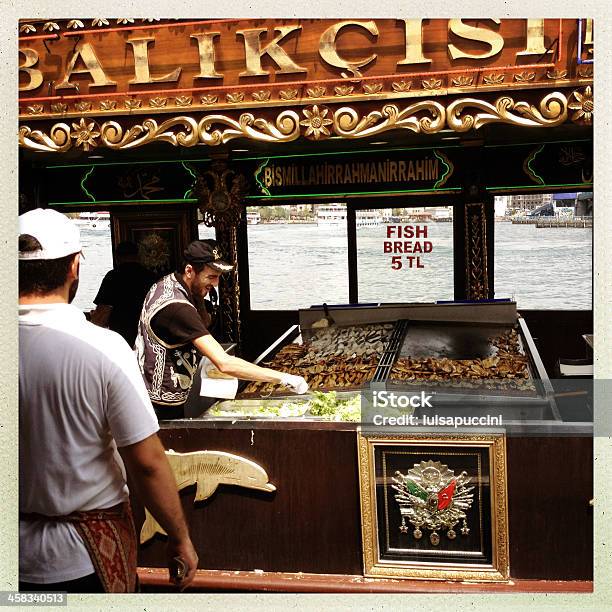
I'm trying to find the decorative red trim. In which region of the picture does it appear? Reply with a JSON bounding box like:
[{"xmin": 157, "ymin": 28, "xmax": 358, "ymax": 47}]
[
  {"xmin": 19, "ymin": 34, "xmax": 58, "ymax": 41},
  {"xmin": 138, "ymin": 568, "xmax": 593, "ymax": 593}
]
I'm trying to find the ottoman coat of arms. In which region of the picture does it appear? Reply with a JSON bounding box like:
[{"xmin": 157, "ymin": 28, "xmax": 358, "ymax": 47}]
[{"xmin": 392, "ymin": 460, "xmax": 475, "ymax": 546}]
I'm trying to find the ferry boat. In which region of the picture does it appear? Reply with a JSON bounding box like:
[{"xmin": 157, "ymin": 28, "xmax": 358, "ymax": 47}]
[
  {"xmin": 316, "ymin": 204, "xmax": 382, "ymax": 229},
  {"xmin": 74, "ymin": 211, "xmax": 110, "ymax": 231},
  {"xmin": 356, "ymin": 210, "xmax": 383, "ymax": 228},
  {"xmin": 316, "ymin": 204, "xmax": 346, "ymax": 227},
  {"xmin": 246, "ymin": 210, "xmax": 261, "ymax": 225}
]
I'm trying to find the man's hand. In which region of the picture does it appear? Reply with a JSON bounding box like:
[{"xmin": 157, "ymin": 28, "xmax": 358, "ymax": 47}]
[
  {"xmin": 280, "ymin": 373, "xmax": 309, "ymax": 394},
  {"xmin": 119, "ymin": 434, "xmax": 198, "ymax": 590},
  {"xmin": 194, "ymin": 334, "xmax": 310, "ymax": 390},
  {"xmin": 167, "ymin": 536, "xmax": 199, "ymax": 590}
]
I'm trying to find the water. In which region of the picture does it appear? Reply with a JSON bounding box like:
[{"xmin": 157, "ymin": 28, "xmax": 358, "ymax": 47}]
[
  {"xmin": 73, "ymin": 224, "xmax": 215, "ymax": 313},
  {"xmin": 75, "ymin": 231, "xmax": 113, "ymax": 313},
  {"xmin": 247, "ymin": 224, "xmax": 349, "ymax": 310},
  {"xmin": 494, "ymin": 223, "xmax": 592, "ymax": 309},
  {"xmin": 72, "ymin": 222, "xmax": 592, "ymax": 312}
]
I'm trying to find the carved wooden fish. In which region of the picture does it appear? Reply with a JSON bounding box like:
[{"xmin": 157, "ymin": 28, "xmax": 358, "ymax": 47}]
[{"xmin": 140, "ymin": 449, "xmax": 276, "ymax": 543}]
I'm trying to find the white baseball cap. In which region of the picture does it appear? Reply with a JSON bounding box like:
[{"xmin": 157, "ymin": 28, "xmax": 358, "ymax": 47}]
[{"xmin": 19, "ymin": 209, "xmax": 82, "ymax": 260}]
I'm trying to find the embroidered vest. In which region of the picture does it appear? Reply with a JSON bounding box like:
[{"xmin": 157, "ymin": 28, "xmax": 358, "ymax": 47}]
[{"xmin": 135, "ymin": 274, "xmax": 199, "ymax": 406}]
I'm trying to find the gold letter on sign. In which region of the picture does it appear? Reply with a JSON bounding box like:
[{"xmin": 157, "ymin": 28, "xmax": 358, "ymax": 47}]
[
  {"xmin": 191, "ymin": 32, "xmax": 223, "ymax": 78},
  {"xmin": 139, "ymin": 450, "xmax": 276, "ymax": 544},
  {"xmin": 55, "ymin": 42, "xmax": 117, "ymax": 90},
  {"xmin": 397, "ymin": 19, "xmax": 432, "ymax": 67},
  {"xmin": 448, "ymin": 19, "xmax": 504, "ymax": 61},
  {"xmin": 319, "ymin": 21, "xmax": 379, "ymax": 79},
  {"xmin": 237, "ymin": 26, "xmax": 307, "ymax": 77},
  {"xmin": 19, "ymin": 49, "xmax": 43, "ymax": 91},
  {"xmin": 127, "ymin": 37, "xmax": 182, "ymax": 84},
  {"xmin": 584, "ymin": 19, "xmax": 593, "ymax": 55},
  {"xmin": 517, "ymin": 19, "xmax": 552, "ymax": 57}
]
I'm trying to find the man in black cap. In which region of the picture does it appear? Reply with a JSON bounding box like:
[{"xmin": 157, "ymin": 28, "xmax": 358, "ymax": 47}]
[
  {"xmin": 193, "ymin": 238, "xmax": 220, "ymax": 335},
  {"xmin": 135, "ymin": 240, "xmax": 308, "ymax": 420}
]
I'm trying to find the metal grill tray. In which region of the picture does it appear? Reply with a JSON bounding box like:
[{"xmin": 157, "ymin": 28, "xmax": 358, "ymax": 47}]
[
  {"xmin": 382, "ymin": 320, "xmax": 550, "ymax": 406},
  {"xmin": 372, "ymin": 319, "xmax": 409, "ymax": 383},
  {"xmin": 237, "ymin": 322, "xmax": 394, "ymax": 398},
  {"xmin": 237, "ymin": 385, "xmax": 365, "ymax": 399},
  {"xmin": 397, "ymin": 322, "xmax": 506, "ymax": 360},
  {"xmin": 233, "ymin": 319, "xmax": 555, "ymax": 416}
]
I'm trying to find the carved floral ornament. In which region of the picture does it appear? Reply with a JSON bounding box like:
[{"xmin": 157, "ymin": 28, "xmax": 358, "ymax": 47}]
[
  {"xmin": 19, "ymin": 18, "xmax": 169, "ymax": 34},
  {"xmin": 18, "ymin": 89, "xmax": 589, "ymax": 153},
  {"xmin": 568, "ymin": 86, "xmax": 593, "ymax": 125},
  {"xmin": 70, "ymin": 118, "xmax": 100, "ymax": 151},
  {"xmin": 300, "ymin": 105, "xmax": 333, "ymax": 139}
]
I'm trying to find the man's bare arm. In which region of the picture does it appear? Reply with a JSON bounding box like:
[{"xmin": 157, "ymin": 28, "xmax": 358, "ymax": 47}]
[
  {"xmin": 193, "ymin": 334, "xmax": 286, "ymax": 383},
  {"xmin": 119, "ymin": 433, "xmax": 198, "ymax": 588}
]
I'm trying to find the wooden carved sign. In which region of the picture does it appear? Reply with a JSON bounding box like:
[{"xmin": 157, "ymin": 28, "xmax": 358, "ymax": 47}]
[
  {"xmin": 140, "ymin": 449, "xmax": 276, "ymax": 544},
  {"xmin": 19, "ymin": 19, "xmax": 586, "ymax": 99}
]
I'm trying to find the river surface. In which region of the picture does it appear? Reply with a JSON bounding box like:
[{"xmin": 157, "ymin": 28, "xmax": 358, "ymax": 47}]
[{"xmin": 72, "ymin": 221, "xmax": 592, "ymax": 312}]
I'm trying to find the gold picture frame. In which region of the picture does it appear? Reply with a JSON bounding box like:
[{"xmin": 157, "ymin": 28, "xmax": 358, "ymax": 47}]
[
  {"xmin": 111, "ymin": 206, "xmax": 196, "ymax": 279},
  {"xmin": 357, "ymin": 431, "xmax": 509, "ymax": 581}
]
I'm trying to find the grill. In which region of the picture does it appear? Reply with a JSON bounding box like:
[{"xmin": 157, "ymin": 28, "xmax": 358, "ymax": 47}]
[
  {"xmin": 372, "ymin": 319, "xmax": 409, "ymax": 383},
  {"xmin": 197, "ymin": 303, "xmax": 559, "ymax": 421}
]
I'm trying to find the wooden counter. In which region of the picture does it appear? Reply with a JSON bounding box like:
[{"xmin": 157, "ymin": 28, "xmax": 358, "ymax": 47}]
[{"xmin": 132, "ymin": 422, "xmax": 592, "ymax": 587}]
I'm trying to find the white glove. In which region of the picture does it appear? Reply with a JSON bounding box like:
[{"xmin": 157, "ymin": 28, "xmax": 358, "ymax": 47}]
[{"xmin": 280, "ymin": 373, "xmax": 309, "ymax": 394}]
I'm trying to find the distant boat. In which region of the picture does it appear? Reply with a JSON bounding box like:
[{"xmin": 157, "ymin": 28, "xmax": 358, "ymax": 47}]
[
  {"xmin": 317, "ymin": 204, "xmax": 345, "ymax": 228},
  {"xmin": 356, "ymin": 210, "xmax": 383, "ymax": 228},
  {"xmin": 74, "ymin": 211, "xmax": 110, "ymax": 231},
  {"xmin": 246, "ymin": 211, "xmax": 261, "ymax": 225},
  {"xmin": 316, "ymin": 204, "xmax": 382, "ymax": 229}
]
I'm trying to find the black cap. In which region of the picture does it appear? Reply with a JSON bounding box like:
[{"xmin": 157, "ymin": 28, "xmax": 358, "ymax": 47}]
[{"xmin": 183, "ymin": 240, "xmax": 233, "ymax": 272}]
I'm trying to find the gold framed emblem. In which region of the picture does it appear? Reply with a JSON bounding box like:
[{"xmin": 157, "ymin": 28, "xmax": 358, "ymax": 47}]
[{"xmin": 357, "ymin": 431, "xmax": 509, "ymax": 581}]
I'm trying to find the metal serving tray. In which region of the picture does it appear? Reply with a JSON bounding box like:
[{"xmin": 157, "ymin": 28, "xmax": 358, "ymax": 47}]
[
  {"xmin": 206, "ymin": 310, "xmax": 558, "ymax": 421},
  {"xmin": 381, "ymin": 318, "xmax": 558, "ymax": 418},
  {"xmin": 237, "ymin": 323, "xmax": 394, "ymax": 399},
  {"xmin": 200, "ymin": 391, "xmax": 361, "ymax": 421}
]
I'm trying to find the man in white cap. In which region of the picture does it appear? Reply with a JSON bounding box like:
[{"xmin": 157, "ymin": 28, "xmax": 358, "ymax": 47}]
[
  {"xmin": 136, "ymin": 240, "xmax": 309, "ymax": 420},
  {"xmin": 18, "ymin": 209, "xmax": 198, "ymax": 592}
]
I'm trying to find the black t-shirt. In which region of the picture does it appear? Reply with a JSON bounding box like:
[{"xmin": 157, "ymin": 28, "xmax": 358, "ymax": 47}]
[
  {"xmin": 94, "ymin": 262, "xmax": 156, "ymax": 347},
  {"xmin": 150, "ymin": 273, "xmax": 210, "ymax": 345}
]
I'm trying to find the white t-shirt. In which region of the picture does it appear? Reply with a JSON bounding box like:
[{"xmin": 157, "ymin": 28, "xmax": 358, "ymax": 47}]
[{"xmin": 19, "ymin": 303, "xmax": 159, "ymax": 584}]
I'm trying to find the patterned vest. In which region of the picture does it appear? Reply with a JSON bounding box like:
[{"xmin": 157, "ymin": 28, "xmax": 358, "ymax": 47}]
[{"xmin": 135, "ymin": 274, "xmax": 199, "ymax": 406}]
